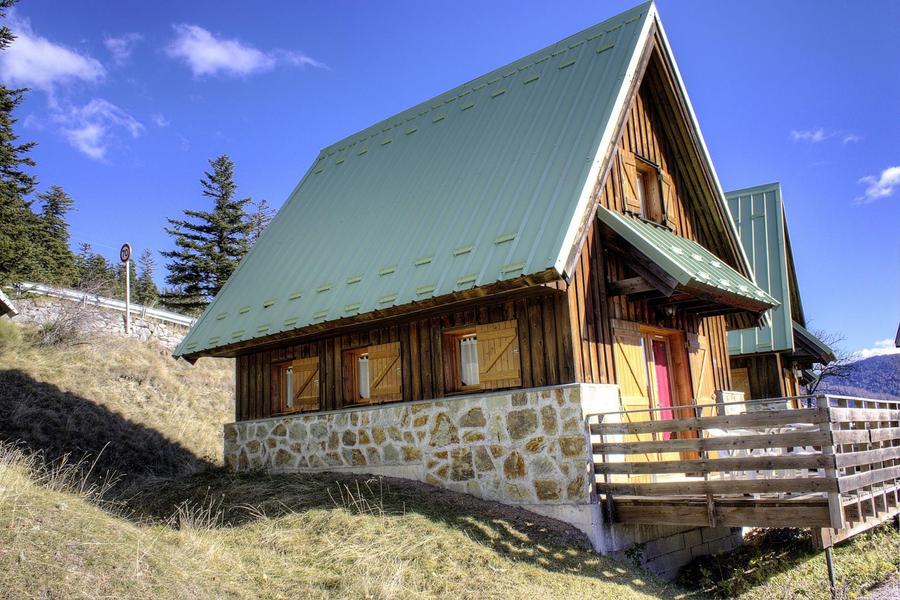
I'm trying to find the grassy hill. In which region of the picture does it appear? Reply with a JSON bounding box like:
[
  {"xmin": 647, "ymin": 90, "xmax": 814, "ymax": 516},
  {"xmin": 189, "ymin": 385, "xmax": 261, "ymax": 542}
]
[{"xmin": 0, "ymin": 320, "xmax": 896, "ymax": 599}]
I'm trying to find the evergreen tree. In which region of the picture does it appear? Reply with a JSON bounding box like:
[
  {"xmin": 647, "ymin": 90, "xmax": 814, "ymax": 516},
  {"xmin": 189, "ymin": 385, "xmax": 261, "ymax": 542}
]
[
  {"xmin": 161, "ymin": 154, "xmax": 252, "ymax": 314},
  {"xmin": 75, "ymin": 243, "xmax": 115, "ymax": 294},
  {"xmin": 35, "ymin": 185, "xmax": 77, "ymax": 285},
  {"xmin": 0, "ymin": 0, "xmax": 41, "ymax": 285},
  {"xmin": 135, "ymin": 248, "xmax": 159, "ymax": 306},
  {"xmin": 246, "ymin": 198, "xmax": 274, "ymax": 244}
]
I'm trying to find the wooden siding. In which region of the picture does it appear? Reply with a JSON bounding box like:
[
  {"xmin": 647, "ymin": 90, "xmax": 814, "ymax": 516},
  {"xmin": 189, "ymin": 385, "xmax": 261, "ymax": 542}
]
[
  {"xmin": 566, "ymin": 72, "xmax": 732, "ymax": 392},
  {"xmin": 729, "ymin": 352, "xmax": 802, "ymax": 400},
  {"xmin": 234, "ymin": 292, "xmax": 571, "ymax": 421}
]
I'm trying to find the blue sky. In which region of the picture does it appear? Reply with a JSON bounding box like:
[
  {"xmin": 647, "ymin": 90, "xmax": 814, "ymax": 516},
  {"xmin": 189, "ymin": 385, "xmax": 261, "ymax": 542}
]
[{"xmin": 2, "ymin": 0, "xmax": 898, "ymax": 358}]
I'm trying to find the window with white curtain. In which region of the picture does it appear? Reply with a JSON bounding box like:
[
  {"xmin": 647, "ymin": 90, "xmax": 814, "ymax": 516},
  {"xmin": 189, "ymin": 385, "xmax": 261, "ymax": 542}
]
[
  {"xmin": 460, "ymin": 334, "xmax": 479, "ymax": 387},
  {"xmin": 358, "ymin": 353, "xmax": 370, "ymax": 399},
  {"xmin": 284, "ymin": 366, "xmax": 294, "ymax": 408}
]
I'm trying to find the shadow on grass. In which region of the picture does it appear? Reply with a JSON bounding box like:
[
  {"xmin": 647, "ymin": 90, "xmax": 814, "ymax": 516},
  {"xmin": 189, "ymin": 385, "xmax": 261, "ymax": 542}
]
[
  {"xmin": 122, "ymin": 469, "xmax": 667, "ymax": 593},
  {"xmin": 0, "ymin": 368, "xmax": 215, "ymax": 488}
]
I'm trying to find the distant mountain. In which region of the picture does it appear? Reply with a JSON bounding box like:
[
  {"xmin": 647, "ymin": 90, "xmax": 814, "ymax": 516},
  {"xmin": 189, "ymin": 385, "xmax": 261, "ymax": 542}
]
[{"xmin": 817, "ymin": 353, "xmax": 900, "ymax": 400}]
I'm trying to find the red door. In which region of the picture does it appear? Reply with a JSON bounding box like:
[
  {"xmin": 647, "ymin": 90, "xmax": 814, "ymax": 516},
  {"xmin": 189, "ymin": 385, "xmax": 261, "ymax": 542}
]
[{"xmin": 651, "ymin": 339, "xmax": 674, "ymax": 439}]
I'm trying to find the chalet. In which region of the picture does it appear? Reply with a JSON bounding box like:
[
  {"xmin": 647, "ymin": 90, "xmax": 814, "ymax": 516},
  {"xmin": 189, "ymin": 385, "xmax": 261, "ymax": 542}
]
[
  {"xmin": 176, "ymin": 2, "xmax": 899, "ymax": 579},
  {"xmin": 725, "ymin": 182, "xmax": 834, "ymax": 400}
]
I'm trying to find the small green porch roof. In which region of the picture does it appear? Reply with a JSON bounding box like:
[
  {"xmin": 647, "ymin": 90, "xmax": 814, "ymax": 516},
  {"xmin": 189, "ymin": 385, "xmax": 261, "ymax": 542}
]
[
  {"xmin": 596, "ymin": 205, "xmax": 778, "ymax": 313},
  {"xmin": 792, "ymin": 320, "xmax": 835, "ymax": 364}
]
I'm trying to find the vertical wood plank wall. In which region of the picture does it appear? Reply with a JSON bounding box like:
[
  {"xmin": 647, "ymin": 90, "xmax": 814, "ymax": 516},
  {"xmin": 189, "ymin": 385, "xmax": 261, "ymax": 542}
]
[
  {"xmin": 234, "ymin": 292, "xmax": 572, "ymax": 421},
  {"xmin": 565, "ymin": 71, "xmax": 733, "ymax": 391}
]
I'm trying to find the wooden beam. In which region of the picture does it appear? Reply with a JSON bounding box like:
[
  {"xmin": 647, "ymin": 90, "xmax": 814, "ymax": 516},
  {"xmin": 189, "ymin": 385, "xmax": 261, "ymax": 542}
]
[
  {"xmin": 593, "ymin": 430, "xmax": 831, "ymax": 455},
  {"xmin": 594, "ymin": 453, "xmax": 832, "ymax": 475},
  {"xmin": 607, "ymin": 276, "xmax": 657, "ymax": 297},
  {"xmin": 591, "ymin": 407, "xmax": 827, "ymax": 436},
  {"xmin": 598, "ymin": 477, "xmax": 838, "ymax": 496}
]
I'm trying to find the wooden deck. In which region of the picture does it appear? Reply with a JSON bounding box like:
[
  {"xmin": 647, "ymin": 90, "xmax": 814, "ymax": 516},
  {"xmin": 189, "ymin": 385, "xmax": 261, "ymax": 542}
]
[{"xmin": 588, "ymin": 395, "xmax": 900, "ymax": 548}]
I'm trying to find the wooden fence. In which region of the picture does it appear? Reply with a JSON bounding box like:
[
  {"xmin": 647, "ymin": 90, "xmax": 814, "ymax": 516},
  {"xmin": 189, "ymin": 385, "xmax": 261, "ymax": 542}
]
[{"xmin": 588, "ymin": 395, "xmax": 900, "ymax": 539}]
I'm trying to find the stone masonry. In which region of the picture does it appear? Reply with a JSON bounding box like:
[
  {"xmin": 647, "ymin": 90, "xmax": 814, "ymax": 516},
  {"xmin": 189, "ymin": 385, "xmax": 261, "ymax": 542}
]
[
  {"xmin": 224, "ymin": 384, "xmax": 601, "ymax": 507},
  {"xmin": 12, "ymin": 296, "xmax": 189, "ymax": 349}
]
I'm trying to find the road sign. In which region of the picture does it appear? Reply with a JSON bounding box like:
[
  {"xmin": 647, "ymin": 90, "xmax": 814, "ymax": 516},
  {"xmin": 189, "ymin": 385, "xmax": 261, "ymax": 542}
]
[{"xmin": 119, "ymin": 243, "xmax": 132, "ymax": 264}]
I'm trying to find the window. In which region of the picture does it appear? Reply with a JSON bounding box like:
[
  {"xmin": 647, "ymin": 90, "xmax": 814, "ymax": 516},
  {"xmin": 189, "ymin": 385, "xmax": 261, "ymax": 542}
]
[
  {"xmin": 343, "ymin": 342, "xmax": 401, "ymax": 404},
  {"xmin": 357, "ymin": 353, "xmax": 370, "ymax": 400},
  {"xmin": 274, "ymin": 356, "xmax": 320, "ymax": 414},
  {"xmin": 443, "ymin": 320, "xmax": 521, "ymax": 393},
  {"xmin": 635, "ymin": 161, "xmax": 664, "ymax": 223}
]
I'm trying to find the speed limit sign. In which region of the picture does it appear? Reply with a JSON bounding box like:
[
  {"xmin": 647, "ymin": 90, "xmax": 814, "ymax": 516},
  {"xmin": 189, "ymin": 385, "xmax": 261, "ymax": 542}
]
[{"xmin": 120, "ymin": 243, "xmax": 131, "ymax": 264}]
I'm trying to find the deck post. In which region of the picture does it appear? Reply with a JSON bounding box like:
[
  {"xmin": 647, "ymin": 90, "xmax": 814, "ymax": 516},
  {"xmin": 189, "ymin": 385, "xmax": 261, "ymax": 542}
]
[
  {"xmin": 817, "ymin": 396, "xmax": 845, "ymax": 530},
  {"xmin": 825, "ymin": 546, "xmax": 836, "ymax": 600}
]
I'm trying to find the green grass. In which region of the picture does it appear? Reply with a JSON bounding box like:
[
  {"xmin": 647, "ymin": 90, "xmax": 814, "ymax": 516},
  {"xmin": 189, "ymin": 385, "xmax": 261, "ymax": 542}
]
[
  {"xmin": 677, "ymin": 526, "xmax": 900, "ymax": 600},
  {"xmin": 0, "ymin": 324, "xmax": 897, "ymax": 599}
]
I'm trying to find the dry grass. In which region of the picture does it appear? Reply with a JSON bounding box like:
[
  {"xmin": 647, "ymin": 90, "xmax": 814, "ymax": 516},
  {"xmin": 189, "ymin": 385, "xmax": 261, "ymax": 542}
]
[{"xmin": 0, "ymin": 323, "xmax": 232, "ymax": 487}]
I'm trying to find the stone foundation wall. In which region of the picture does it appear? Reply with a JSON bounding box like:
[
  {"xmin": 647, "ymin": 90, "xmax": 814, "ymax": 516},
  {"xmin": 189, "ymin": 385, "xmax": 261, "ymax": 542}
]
[{"xmin": 11, "ymin": 296, "xmax": 189, "ymax": 349}]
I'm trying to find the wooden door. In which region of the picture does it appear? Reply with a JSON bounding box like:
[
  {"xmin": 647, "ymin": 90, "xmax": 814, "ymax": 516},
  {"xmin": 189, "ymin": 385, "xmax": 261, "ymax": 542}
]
[
  {"xmin": 688, "ymin": 333, "xmax": 717, "ymax": 417},
  {"xmin": 612, "ymin": 326, "xmax": 654, "ymax": 481}
]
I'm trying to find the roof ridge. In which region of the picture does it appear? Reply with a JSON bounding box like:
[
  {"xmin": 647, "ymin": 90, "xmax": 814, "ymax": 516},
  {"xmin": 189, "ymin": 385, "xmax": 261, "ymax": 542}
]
[{"xmin": 317, "ymin": 2, "xmax": 652, "ymax": 158}]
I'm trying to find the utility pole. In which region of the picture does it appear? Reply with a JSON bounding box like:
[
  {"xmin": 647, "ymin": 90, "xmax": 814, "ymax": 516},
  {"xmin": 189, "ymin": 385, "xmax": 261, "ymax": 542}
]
[{"xmin": 120, "ymin": 243, "xmax": 132, "ymax": 335}]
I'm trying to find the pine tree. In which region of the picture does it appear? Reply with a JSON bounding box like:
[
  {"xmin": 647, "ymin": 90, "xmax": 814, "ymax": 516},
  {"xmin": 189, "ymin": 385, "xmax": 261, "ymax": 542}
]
[
  {"xmin": 135, "ymin": 248, "xmax": 159, "ymax": 306},
  {"xmin": 161, "ymin": 154, "xmax": 252, "ymax": 314},
  {"xmin": 0, "ymin": 0, "xmax": 41, "ymax": 285},
  {"xmin": 75, "ymin": 243, "xmax": 115, "ymax": 294},
  {"xmin": 246, "ymin": 198, "xmax": 274, "ymax": 244},
  {"xmin": 35, "ymin": 185, "xmax": 77, "ymax": 285}
]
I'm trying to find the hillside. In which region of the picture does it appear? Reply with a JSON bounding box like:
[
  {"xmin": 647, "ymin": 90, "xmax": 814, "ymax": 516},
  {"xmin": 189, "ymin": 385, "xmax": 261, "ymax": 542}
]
[
  {"xmin": 0, "ymin": 320, "xmax": 897, "ymax": 599},
  {"xmin": 818, "ymin": 354, "xmax": 900, "ymax": 401},
  {"xmin": 0, "ymin": 321, "xmax": 674, "ymax": 600}
]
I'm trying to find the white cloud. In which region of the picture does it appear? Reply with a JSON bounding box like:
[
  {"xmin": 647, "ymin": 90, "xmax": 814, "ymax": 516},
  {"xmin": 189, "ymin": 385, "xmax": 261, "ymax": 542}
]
[
  {"xmin": 790, "ymin": 128, "xmax": 830, "ymax": 143},
  {"xmin": 165, "ymin": 24, "xmax": 325, "ymax": 77},
  {"xmin": 52, "ymin": 99, "xmax": 143, "ymax": 160},
  {"xmin": 104, "ymin": 33, "xmax": 142, "ymax": 66},
  {"xmin": 152, "ymin": 112, "xmax": 169, "ymax": 127},
  {"xmin": 856, "ymin": 339, "xmax": 900, "ymax": 360},
  {"xmin": 855, "ymin": 165, "xmax": 900, "ymax": 204},
  {"xmin": 276, "ymin": 49, "xmax": 327, "ymax": 69},
  {"xmin": 0, "ymin": 14, "xmax": 104, "ymax": 91},
  {"xmin": 789, "ymin": 127, "xmax": 860, "ymax": 145}
]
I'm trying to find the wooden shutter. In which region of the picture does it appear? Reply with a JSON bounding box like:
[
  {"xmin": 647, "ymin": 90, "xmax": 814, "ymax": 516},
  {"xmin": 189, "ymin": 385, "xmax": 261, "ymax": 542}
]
[
  {"xmin": 687, "ymin": 333, "xmax": 717, "ymax": 416},
  {"xmin": 621, "ymin": 152, "xmax": 642, "ymax": 214},
  {"xmin": 612, "ymin": 323, "xmax": 655, "ymax": 478},
  {"xmin": 368, "ymin": 342, "xmax": 401, "ymax": 401},
  {"xmin": 291, "ymin": 356, "xmax": 320, "ymax": 412},
  {"xmin": 475, "ymin": 320, "xmax": 521, "ymax": 390},
  {"xmin": 661, "ymin": 171, "xmax": 677, "ymax": 230}
]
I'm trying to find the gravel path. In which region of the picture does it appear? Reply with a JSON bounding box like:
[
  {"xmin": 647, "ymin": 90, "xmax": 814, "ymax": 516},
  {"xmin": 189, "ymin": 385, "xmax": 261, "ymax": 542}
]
[{"xmin": 864, "ymin": 574, "xmax": 900, "ymax": 600}]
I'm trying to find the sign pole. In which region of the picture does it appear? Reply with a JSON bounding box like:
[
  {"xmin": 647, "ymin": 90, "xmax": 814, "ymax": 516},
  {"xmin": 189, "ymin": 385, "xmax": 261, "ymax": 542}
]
[{"xmin": 120, "ymin": 243, "xmax": 132, "ymax": 335}]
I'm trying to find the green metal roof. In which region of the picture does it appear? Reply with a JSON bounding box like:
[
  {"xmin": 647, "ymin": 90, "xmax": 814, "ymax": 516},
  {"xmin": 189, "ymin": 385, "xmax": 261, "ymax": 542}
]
[
  {"xmin": 725, "ymin": 182, "xmax": 795, "ymax": 355},
  {"xmin": 792, "ymin": 320, "xmax": 835, "ymax": 364},
  {"xmin": 174, "ymin": 2, "xmax": 656, "ymax": 358},
  {"xmin": 596, "ymin": 205, "xmax": 778, "ymax": 310}
]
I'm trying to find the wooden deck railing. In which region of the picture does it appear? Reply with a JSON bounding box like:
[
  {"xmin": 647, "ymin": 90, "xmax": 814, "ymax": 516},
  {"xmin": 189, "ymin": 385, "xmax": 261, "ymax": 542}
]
[{"xmin": 588, "ymin": 395, "xmax": 900, "ymax": 537}]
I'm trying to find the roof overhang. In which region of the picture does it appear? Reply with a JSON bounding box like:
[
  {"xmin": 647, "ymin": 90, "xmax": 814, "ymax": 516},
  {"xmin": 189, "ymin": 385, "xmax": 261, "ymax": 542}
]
[
  {"xmin": 0, "ymin": 288, "xmax": 17, "ymax": 318},
  {"xmin": 791, "ymin": 320, "xmax": 835, "ymax": 365},
  {"xmin": 597, "ymin": 205, "xmax": 777, "ymax": 327}
]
